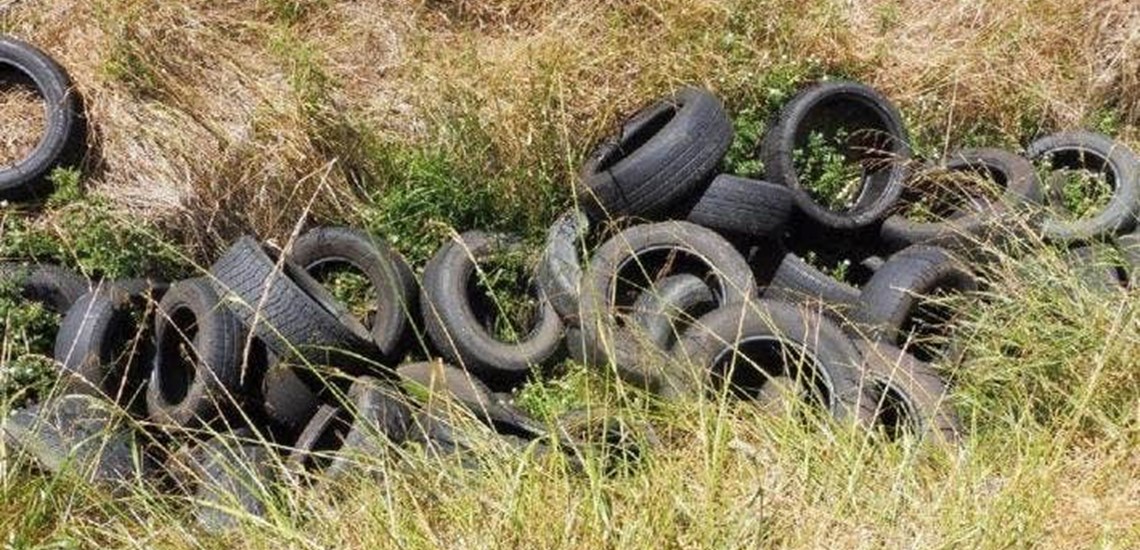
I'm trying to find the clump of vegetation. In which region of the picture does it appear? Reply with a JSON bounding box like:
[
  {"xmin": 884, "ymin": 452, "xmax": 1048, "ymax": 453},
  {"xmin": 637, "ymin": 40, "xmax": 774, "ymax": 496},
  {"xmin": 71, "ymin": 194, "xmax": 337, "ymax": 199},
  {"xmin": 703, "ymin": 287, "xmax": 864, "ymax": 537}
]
[
  {"xmin": 793, "ymin": 129, "xmax": 863, "ymax": 210},
  {"xmin": 1052, "ymin": 169, "xmax": 1114, "ymax": 220},
  {"xmin": 472, "ymin": 245, "xmax": 542, "ymax": 344}
]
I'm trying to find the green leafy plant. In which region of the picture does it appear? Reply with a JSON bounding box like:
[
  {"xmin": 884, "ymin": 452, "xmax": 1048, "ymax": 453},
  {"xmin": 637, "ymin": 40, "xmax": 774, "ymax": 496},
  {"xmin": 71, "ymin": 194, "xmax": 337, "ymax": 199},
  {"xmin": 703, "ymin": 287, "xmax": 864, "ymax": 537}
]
[{"xmin": 793, "ymin": 129, "xmax": 863, "ymax": 210}]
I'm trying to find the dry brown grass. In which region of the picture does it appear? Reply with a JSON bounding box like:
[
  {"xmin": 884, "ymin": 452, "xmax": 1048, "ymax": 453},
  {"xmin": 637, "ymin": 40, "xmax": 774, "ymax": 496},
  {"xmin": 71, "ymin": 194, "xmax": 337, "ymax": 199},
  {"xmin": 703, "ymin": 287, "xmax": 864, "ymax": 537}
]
[{"xmin": 0, "ymin": 82, "xmax": 43, "ymax": 166}]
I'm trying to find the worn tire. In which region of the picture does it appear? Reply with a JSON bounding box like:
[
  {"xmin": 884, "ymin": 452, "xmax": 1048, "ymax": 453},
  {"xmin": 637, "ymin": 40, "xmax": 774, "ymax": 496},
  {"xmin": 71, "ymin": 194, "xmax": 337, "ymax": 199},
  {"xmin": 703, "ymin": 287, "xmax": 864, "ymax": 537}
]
[
  {"xmin": 854, "ymin": 340, "xmax": 962, "ymax": 445},
  {"xmin": 686, "ymin": 174, "xmax": 794, "ymax": 238},
  {"xmin": 210, "ymin": 236, "xmax": 379, "ymax": 371},
  {"xmin": 1118, "ymin": 231, "xmax": 1140, "ymax": 287},
  {"xmin": 1026, "ymin": 131, "xmax": 1140, "ymax": 242},
  {"xmin": 577, "ymin": 87, "xmax": 733, "ymax": 221},
  {"xmin": 289, "ymin": 226, "xmax": 418, "ymax": 361},
  {"xmin": 537, "ymin": 210, "xmax": 590, "ymax": 326},
  {"xmin": 421, "ymin": 231, "xmax": 563, "ymax": 387},
  {"xmin": 764, "ymin": 252, "xmax": 861, "ymax": 315},
  {"xmin": 852, "ymin": 245, "xmax": 977, "ymax": 361},
  {"xmin": 881, "ymin": 148, "xmax": 1042, "ymax": 252},
  {"xmin": 630, "ymin": 273, "xmax": 717, "ymax": 351},
  {"xmin": 761, "ymin": 80, "xmax": 911, "ymax": 232},
  {"xmin": 1063, "ymin": 244, "xmax": 1125, "ymax": 294},
  {"xmin": 145, "ymin": 278, "xmax": 248, "ymax": 428},
  {"xmin": 53, "ymin": 281, "xmax": 161, "ymax": 408},
  {"xmin": 580, "ymin": 221, "xmax": 756, "ymax": 391},
  {"xmin": 397, "ymin": 361, "xmax": 543, "ymax": 438},
  {"xmin": 258, "ymin": 358, "xmax": 323, "ymax": 434},
  {"xmin": 672, "ymin": 300, "xmax": 876, "ymax": 423},
  {"xmin": 0, "ymin": 262, "xmax": 89, "ymax": 313},
  {"xmin": 0, "ymin": 37, "xmax": 85, "ymax": 200}
]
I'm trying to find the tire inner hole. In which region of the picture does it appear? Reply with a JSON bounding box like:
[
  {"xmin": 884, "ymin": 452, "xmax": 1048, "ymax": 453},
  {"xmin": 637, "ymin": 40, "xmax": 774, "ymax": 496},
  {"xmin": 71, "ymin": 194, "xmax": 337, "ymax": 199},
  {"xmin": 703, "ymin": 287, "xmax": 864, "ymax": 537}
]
[
  {"xmin": 0, "ymin": 65, "xmax": 46, "ymax": 168},
  {"xmin": 596, "ymin": 102, "xmax": 678, "ymax": 172},
  {"xmin": 792, "ymin": 96, "xmax": 902, "ymax": 214},
  {"xmin": 612, "ymin": 247, "xmax": 727, "ymax": 328},
  {"xmin": 468, "ymin": 249, "xmax": 542, "ymax": 344},
  {"xmin": 1039, "ymin": 149, "xmax": 1116, "ymax": 220},
  {"xmin": 307, "ymin": 260, "xmax": 379, "ymax": 330},
  {"xmin": 710, "ymin": 336, "xmax": 832, "ymax": 408},
  {"xmin": 157, "ymin": 306, "xmax": 200, "ymax": 405}
]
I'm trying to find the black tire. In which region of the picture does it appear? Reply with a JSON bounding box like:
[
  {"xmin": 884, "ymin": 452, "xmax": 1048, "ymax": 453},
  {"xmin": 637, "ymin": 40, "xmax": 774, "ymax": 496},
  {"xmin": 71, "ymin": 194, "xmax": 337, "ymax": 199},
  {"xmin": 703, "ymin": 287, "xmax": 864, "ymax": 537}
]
[
  {"xmin": 0, "ymin": 262, "xmax": 89, "ymax": 313},
  {"xmin": 210, "ymin": 235, "xmax": 379, "ymax": 371},
  {"xmin": 760, "ymin": 80, "xmax": 911, "ymax": 232},
  {"xmin": 53, "ymin": 281, "xmax": 160, "ymax": 408},
  {"xmin": 764, "ymin": 252, "xmax": 861, "ymax": 314},
  {"xmin": 853, "ymin": 340, "xmax": 962, "ymax": 445},
  {"xmin": 630, "ymin": 273, "xmax": 716, "ymax": 351},
  {"xmin": 881, "ymin": 148, "xmax": 1042, "ymax": 252},
  {"xmin": 146, "ymin": 278, "xmax": 248, "ymax": 428},
  {"xmin": 1026, "ymin": 131, "xmax": 1140, "ymax": 242},
  {"xmin": 0, "ymin": 37, "xmax": 84, "ymax": 200},
  {"xmin": 259, "ymin": 358, "xmax": 322, "ymax": 434},
  {"xmin": 397, "ymin": 361, "xmax": 544, "ymax": 438},
  {"xmin": 287, "ymin": 377, "xmax": 411, "ymax": 478},
  {"xmin": 671, "ymin": 300, "xmax": 876, "ymax": 424},
  {"xmin": 580, "ymin": 221, "xmax": 756, "ymax": 392},
  {"xmin": 577, "ymin": 87, "xmax": 733, "ymax": 221},
  {"xmin": 851, "ymin": 245, "xmax": 977, "ymax": 362},
  {"xmin": 1063, "ymin": 244, "xmax": 1125, "ymax": 294},
  {"xmin": 686, "ymin": 174, "xmax": 794, "ymax": 238},
  {"xmin": 187, "ymin": 435, "xmax": 275, "ymax": 532},
  {"xmin": 420, "ymin": 231, "xmax": 564, "ymax": 387},
  {"xmin": 536, "ymin": 210, "xmax": 590, "ymax": 326},
  {"xmin": 1118, "ymin": 231, "xmax": 1140, "ymax": 287},
  {"xmin": 288, "ymin": 226, "xmax": 418, "ymax": 361}
]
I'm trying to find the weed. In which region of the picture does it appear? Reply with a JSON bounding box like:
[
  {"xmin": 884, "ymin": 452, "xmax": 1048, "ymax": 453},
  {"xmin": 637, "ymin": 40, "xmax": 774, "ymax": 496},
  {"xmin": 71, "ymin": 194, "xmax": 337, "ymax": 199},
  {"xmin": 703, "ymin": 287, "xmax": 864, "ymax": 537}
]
[{"xmin": 793, "ymin": 129, "xmax": 863, "ymax": 211}]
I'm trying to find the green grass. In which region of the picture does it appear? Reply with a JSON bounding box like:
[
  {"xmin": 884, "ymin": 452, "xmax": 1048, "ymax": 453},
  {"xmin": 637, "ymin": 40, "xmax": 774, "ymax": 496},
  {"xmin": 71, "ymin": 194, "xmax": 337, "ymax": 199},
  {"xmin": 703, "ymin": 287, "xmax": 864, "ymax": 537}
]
[
  {"xmin": 1052, "ymin": 169, "xmax": 1115, "ymax": 220},
  {"xmin": 792, "ymin": 129, "xmax": 864, "ymax": 211}
]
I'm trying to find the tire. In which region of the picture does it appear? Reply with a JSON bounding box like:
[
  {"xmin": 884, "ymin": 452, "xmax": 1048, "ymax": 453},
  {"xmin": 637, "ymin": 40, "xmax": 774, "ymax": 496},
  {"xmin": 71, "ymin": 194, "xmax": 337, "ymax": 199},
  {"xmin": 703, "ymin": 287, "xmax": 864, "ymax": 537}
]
[
  {"xmin": 145, "ymin": 278, "xmax": 248, "ymax": 428},
  {"xmin": 0, "ymin": 37, "xmax": 84, "ymax": 200},
  {"xmin": 881, "ymin": 148, "xmax": 1042, "ymax": 252},
  {"xmin": 397, "ymin": 360, "xmax": 544, "ymax": 438},
  {"xmin": 288, "ymin": 226, "xmax": 418, "ymax": 361},
  {"xmin": 853, "ymin": 340, "xmax": 962, "ymax": 445},
  {"xmin": 686, "ymin": 174, "xmax": 794, "ymax": 238},
  {"xmin": 259, "ymin": 358, "xmax": 322, "ymax": 434},
  {"xmin": 760, "ymin": 80, "xmax": 911, "ymax": 232},
  {"xmin": 537, "ymin": 210, "xmax": 590, "ymax": 326},
  {"xmin": 764, "ymin": 252, "xmax": 861, "ymax": 315},
  {"xmin": 1117, "ymin": 231, "xmax": 1140, "ymax": 287},
  {"xmin": 53, "ymin": 281, "xmax": 160, "ymax": 408},
  {"xmin": 209, "ymin": 235, "xmax": 379, "ymax": 371},
  {"xmin": 577, "ymin": 87, "xmax": 733, "ymax": 221},
  {"xmin": 630, "ymin": 273, "xmax": 716, "ymax": 351},
  {"xmin": 187, "ymin": 435, "xmax": 275, "ymax": 532},
  {"xmin": 0, "ymin": 262, "xmax": 89, "ymax": 313},
  {"xmin": 671, "ymin": 300, "xmax": 876, "ymax": 424},
  {"xmin": 420, "ymin": 231, "xmax": 564, "ymax": 387},
  {"xmin": 851, "ymin": 245, "xmax": 977, "ymax": 362},
  {"xmin": 580, "ymin": 221, "xmax": 756, "ymax": 392},
  {"xmin": 1026, "ymin": 131, "xmax": 1140, "ymax": 242},
  {"xmin": 1, "ymin": 394, "xmax": 142, "ymax": 485},
  {"xmin": 287, "ymin": 377, "xmax": 411, "ymax": 478},
  {"xmin": 1063, "ymin": 244, "xmax": 1125, "ymax": 294}
]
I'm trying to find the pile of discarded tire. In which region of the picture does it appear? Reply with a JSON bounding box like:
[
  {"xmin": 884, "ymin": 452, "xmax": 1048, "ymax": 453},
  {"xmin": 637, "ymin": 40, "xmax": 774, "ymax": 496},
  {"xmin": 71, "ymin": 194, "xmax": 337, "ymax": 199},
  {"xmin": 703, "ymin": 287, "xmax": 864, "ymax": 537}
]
[{"xmin": 3, "ymin": 35, "xmax": 1140, "ymax": 530}]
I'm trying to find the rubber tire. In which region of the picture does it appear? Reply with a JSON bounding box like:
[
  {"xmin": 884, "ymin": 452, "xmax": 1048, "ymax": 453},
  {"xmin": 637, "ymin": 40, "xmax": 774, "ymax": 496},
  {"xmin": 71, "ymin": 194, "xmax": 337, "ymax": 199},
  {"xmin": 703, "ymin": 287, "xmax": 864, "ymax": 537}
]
[
  {"xmin": 397, "ymin": 361, "xmax": 544, "ymax": 438},
  {"xmin": 0, "ymin": 37, "xmax": 84, "ymax": 200},
  {"xmin": 420, "ymin": 231, "xmax": 564, "ymax": 387},
  {"xmin": 686, "ymin": 174, "xmax": 794, "ymax": 238},
  {"xmin": 671, "ymin": 300, "xmax": 876, "ymax": 424},
  {"xmin": 0, "ymin": 262, "xmax": 89, "ymax": 313},
  {"xmin": 288, "ymin": 226, "xmax": 418, "ymax": 361},
  {"xmin": 881, "ymin": 148, "xmax": 1042, "ymax": 252},
  {"xmin": 630, "ymin": 273, "xmax": 717, "ymax": 351},
  {"xmin": 1026, "ymin": 131, "xmax": 1140, "ymax": 241},
  {"xmin": 259, "ymin": 358, "xmax": 323, "ymax": 434},
  {"xmin": 1117, "ymin": 231, "xmax": 1140, "ymax": 287},
  {"xmin": 577, "ymin": 87, "xmax": 733, "ymax": 221},
  {"xmin": 764, "ymin": 252, "xmax": 861, "ymax": 315},
  {"xmin": 537, "ymin": 210, "xmax": 590, "ymax": 327},
  {"xmin": 53, "ymin": 281, "xmax": 160, "ymax": 408},
  {"xmin": 580, "ymin": 221, "xmax": 756, "ymax": 392},
  {"xmin": 852, "ymin": 245, "xmax": 978, "ymax": 350},
  {"xmin": 146, "ymin": 278, "xmax": 246, "ymax": 428},
  {"xmin": 854, "ymin": 340, "xmax": 962, "ymax": 445},
  {"xmin": 1064, "ymin": 244, "xmax": 1125, "ymax": 294},
  {"xmin": 761, "ymin": 80, "xmax": 911, "ymax": 232},
  {"xmin": 188, "ymin": 436, "xmax": 275, "ymax": 532},
  {"xmin": 210, "ymin": 235, "xmax": 379, "ymax": 371}
]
